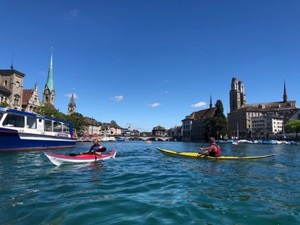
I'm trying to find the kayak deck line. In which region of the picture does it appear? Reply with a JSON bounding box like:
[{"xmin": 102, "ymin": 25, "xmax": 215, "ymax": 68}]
[{"xmin": 156, "ymin": 147, "xmax": 274, "ymax": 160}]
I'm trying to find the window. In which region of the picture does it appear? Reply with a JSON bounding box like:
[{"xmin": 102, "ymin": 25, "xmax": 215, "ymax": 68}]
[
  {"xmin": 45, "ymin": 119, "xmax": 53, "ymax": 131},
  {"xmin": 3, "ymin": 114, "xmax": 25, "ymax": 128},
  {"xmin": 27, "ymin": 116, "xmax": 37, "ymax": 129}
]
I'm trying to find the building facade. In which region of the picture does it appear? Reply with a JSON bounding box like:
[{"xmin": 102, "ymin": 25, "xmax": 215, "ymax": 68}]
[
  {"xmin": 22, "ymin": 84, "xmax": 41, "ymax": 113},
  {"xmin": 181, "ymin": 97, "xmax": 216, "ymax": 142},
  {"xmin": 227, "ymin": 77, "xmax": 298, "ymax": 140},
  {"xmin": 0, "ymin": 68, "xmax": 25, "ymax": 110},
  {"xmin": 152, "ymin": 125, "xmax": 167, "ymax": 136}
]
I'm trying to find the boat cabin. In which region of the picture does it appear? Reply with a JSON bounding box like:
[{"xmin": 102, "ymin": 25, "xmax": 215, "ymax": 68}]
[{"xmin": 0, "ymin": 107, "xmax": 73, "ymax": 137}]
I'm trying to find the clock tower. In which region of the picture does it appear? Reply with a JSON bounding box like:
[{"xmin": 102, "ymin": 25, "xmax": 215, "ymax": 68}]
[
  {"xmin": 68, "ymin": 93, "xmax": 76, "ymax": 115},
  {"xmin": 43, "ymin": 51, "xmax": 55, "ymax": 106}
]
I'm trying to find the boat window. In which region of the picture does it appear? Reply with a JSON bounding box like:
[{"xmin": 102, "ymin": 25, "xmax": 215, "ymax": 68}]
[
  {"xmin": 53, "ymin": 122, "xmax": 62, "ymax": 132},
  {"xmin": 63, "ymin": 123, "xmax": 70, "ymax": 134},
  {"xmin": 3, "ymin": 114, "xmax": 25, "ymax": 128},
  {"xmin": 45, "ymin": 120, "xmax": 53, "ymax": 131},
  {"xmin": 27, "ymin": 116, "xmax": 37, "ymax": 129},
  {"xmin": 53, "ymin": 122, "xmax": 70, "ymax": 134},
  {"xmin": 0, "ymin": 112, "xmax": 4, "ymax": 122}
]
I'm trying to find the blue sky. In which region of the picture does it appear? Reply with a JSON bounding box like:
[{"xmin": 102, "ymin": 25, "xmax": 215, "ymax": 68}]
[{"xmin": 1, "ymin": 0, "xmax": 300, "ymax": 131}]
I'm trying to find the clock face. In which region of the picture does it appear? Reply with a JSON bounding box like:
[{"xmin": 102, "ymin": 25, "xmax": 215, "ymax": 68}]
[
  {"xmin": 16, "ymin": 82, "xmax": 20, "ymax": 88},
  {"xmin": 51, "ymin": 90, "xmax": 55, "ymax": 95},
  {"xmin": 44, "ymin": 89, "xmax": 49, "ymax": 95},
  {"xmin": 68, "ymin": 107, "xmax": 74, "ymax": 112}
]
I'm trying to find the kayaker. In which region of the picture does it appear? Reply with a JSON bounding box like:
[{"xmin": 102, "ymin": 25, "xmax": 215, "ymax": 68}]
[
  {"xmin": 84, "ymin": 138, "xmax": 106, "ymax": 155},
  {"xmin": 199, "ymin": 137, "xmax": 221, "ymax": 157}
]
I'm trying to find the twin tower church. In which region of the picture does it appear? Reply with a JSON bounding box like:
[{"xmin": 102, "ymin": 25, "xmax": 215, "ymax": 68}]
[{"xmin": 0, "ymin": 53, "xmax": 76, "ymax": 115}]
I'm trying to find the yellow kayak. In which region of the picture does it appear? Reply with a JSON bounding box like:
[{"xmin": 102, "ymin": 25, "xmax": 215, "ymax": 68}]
[{"xmin": 157, "ymin": 147, "xmax": 274, "ymax": 160}]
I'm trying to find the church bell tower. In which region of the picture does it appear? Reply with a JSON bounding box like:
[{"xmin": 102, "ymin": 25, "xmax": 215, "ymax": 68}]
[
  {"xmin": 43, "ymin": 51, "xmax": 55, "ymax": 106},
  {"xmin": 68, "ymin": 93, "xmax": 76, "ymax": 115}
]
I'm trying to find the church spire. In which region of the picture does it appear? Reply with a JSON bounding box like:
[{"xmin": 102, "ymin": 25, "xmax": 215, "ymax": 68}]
[
  {"xmin": 43, "ymin": 49, "xmax": 55, "ymax": 106},
  {"xmin": 45, "ymin": 49, "xmax": 54, "ymax": 92},
  {"xmin": 283, "ymin": 78, "xmax": 287, "ymax": 103},
  {"xmin": 68, "ymin": 92, "xmax": 76, "ymax": 114}
]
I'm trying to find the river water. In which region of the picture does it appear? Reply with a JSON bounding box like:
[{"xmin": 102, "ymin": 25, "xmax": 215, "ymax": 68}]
[{"xmin": 0, "ymin": 141, "xmax": 299, "ymax": 225}]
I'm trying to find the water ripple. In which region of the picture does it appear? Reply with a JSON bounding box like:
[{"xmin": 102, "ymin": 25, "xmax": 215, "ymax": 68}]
[{"xmin": 1, "ymin": 142, "xmax": 300, "ymax": 224}]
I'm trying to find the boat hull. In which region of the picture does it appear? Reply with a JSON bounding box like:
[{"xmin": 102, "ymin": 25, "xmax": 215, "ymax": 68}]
[
  {"xmin": 44, "ymin": 150, "xmax": 117, "ymax": 166},
  {"xmin": 0, "ymin": 127, "xmax": 76, "ymax": 152},
  {"xmin": 157, "ymin": 147, "xmax": 274, "ymax": 160}
]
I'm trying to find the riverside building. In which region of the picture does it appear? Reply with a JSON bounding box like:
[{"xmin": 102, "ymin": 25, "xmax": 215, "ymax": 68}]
[{"xmin": 227, "ymin": 77, "xmax": 298, "ymax": 140}]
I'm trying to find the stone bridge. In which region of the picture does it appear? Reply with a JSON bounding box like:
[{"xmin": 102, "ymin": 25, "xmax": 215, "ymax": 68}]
[{"xmin": 125, "ymin": 136, "xmax": 172, "ymax": 141}]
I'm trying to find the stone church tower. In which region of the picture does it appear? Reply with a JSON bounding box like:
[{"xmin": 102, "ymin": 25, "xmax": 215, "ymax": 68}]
[
  {"xmin": 43, "ymin": 52, "xmax": 55, "ymax": 106},
  {"xmin": 67, "ymin": 93, "xmax": 76, "ymax": 115},
  {"xmin": 229, "ymin": 77, "xmax": 246, "ymax": 112}
]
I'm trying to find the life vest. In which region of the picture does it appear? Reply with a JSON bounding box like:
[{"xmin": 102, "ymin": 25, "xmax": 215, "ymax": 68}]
[{"xmin": 211, "ymin": 143, "xmax": 222, "ymax": 157}]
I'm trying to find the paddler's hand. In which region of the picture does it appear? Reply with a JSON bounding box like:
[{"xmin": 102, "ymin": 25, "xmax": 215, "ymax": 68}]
[{"xmin": 200, "ymin": 148, "xmax": 203, "ymax": 151}]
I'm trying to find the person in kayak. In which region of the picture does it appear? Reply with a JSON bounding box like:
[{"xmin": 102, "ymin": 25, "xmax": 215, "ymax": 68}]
[
  {"xmin": 84, "ymin": 138, "xmax": 106, "ymax": 155},
  {"xmin": 199, "ymin": 137, "xmax": 221, "ymax": 157}
]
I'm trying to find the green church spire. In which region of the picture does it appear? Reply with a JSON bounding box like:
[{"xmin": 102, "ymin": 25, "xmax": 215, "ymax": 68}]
[{"xmin": 45, "ymin": 50, "xmax": 54, "ymax": 91}]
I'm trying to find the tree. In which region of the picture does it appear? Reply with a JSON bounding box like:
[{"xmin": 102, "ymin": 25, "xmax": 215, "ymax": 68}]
[
  {"xmin": 66, "ymin": 112, "xmax": 87, "ymax": 135},
  {"xmin": 285, "ymin": 120, "xmax": 300, "ymax": 139},
  {"xmin": 35, "ymin": 104, "xmax": 65, "ymax": 120},
  {"xmin": 0, "ymin": 102, "xmax": 9, "ymax": 107},
  {"xmin": 204, "ymin": 99, "xmax": 230, "ymax": 140},
  {"xmin": 214, "ymin": 100, "xmax": 226, "ymax": 119}
]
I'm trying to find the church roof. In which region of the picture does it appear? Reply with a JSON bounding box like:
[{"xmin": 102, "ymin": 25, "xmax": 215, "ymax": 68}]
[
  {"xmin": 182, "ymin": 107, "xmax": 216, "ymax": 121},
  {"xmin": 241, "ymin": 100, "xmax": 297, "ymax": 111},
  {"xmin": 22, "ymin": 89, "xmax": 33, "ymax": 105},
  {"xmin": 0, "ymin": 69, "xmax": 25, "ymax": 77}
]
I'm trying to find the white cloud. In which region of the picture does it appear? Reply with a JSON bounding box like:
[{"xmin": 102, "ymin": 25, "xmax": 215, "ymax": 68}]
[
  {"xmin": 191, "ymin": 101, "xmax": 206, "ymax": 108},
  {"xmin": 113, "ymin": 96, "xmax": 124, "ymax": 101},
  {"xmin": 148, "ymin": 102, "xmax": 160, "ymax": 107},
  {"xmin": 68, "ymin": 9, "xmax": 78, "ymax": 20}
]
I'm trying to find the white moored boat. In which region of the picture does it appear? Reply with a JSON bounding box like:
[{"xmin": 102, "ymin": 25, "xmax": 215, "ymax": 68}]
[{"xmin": 0, "ymin": 107, "xmax": 77, "ymax": 152}]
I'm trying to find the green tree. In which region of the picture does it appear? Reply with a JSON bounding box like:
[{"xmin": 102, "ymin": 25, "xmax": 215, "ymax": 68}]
[
  {"xmin": 66, "ymin": 112, "xmax": 87, "ymax": 135},
  {"xmin": 35, "ymin": 104, "xmax": 65, "ymax": 120},
  {"xmin": 0, "ymin": 102, "xmax": 9, "ymax": 107},
  {"xmin": 285, "ymin": 119, "xmax": 300, "ymax": 139},
  {"xmin": 204, "ymin": 100, "xmax": 230, "ymax": 140},
  {"xmin": 215, "ymin": 99, "xmax": 226, "ymax": 119}
]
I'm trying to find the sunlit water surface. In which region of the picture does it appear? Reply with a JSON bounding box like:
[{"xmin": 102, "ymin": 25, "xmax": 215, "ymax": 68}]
[{"xmin": 1, "ymin": 141, "xmax": 299, "ymax": 225}]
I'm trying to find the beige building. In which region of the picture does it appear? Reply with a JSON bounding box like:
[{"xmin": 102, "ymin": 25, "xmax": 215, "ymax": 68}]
[
  {"xmin": 22, "ymin": 84, "xmax": 41, "ymax": 112},
  {"xmin": 1, "ymin": 53, "xmax": 56, "ymax": 113},
  {"xmin": 227, "ymin": 77, "xmax": 298, "ymax": 139},
  {"xmin": 0, "ymin": 68, "xmax": 25, "ymax": 110},
  {"xmin": 181, "ymin": 98, "xmax": 216, "ymax": 142}
]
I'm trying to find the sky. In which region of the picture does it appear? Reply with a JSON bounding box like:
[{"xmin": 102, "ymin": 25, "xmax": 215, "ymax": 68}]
[{"xmin": 1, "ymin": 0, "xmax": 300, "ymax": 131}]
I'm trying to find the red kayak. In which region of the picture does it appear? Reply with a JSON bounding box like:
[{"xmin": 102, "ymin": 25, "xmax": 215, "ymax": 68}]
[{"xmin": 44, "ymin": 150, "xmax": 117, "ymax": 166}]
